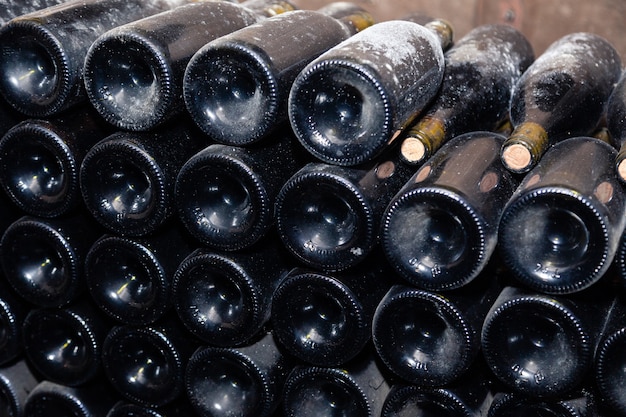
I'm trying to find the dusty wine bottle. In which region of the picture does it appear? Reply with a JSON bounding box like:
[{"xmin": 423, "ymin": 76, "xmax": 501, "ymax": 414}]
[
  {"xmin": 0, "ymin": 278, "xmax": 30, "ymax": 366},
  {"xmin": 0, "ymin": 359, "xmax": 39, "ymax": 417},
  {"xmin": 382, "ymin": 131, "xmax": 518, "ymax": 290},
  {"xmin": 487, "ymin": 389, "xmax": 596, "ymax": 417},
  {"xmin": 607, "ymin": 70, "xmax": 626, "ymax": 183},
  {"xmin": 172, "ymin": 237, "xmax": 292, "ymax": 347},
  {"xmin": 22, "ymin": 299, "xmax": 111, "ymax": 387},
  {"xmin": 0, "ymin": 0, "xmax": 73, "ymax": 26},
  {"xmin": 83, "ymin": 0, "xmax": 294, "ymax": 132},
  {"xmin": 85, "ymin": 223, "xmax": 193, "ymax": 325},
  {"xmin": 399, "ymin": 24, "xmax": 534, "ymax": 165},
  {"xmin": 481, "ymin": 286, "xmax": 615, "ymax": 398},
  {"xmin": 288, "ymin": 16, "xmax": 452, "ymax": 166},
  {"xmin": 0, "ymin": 0, "xmax": 193, "ymax": 117},
  {"xmin": 23, "ymin": 380, "xmax": 118, "ymax": 417},
  {"xmin": 498, "ymin": 136, "xmax": 626, "ymax": 294},
  {"xmin": 271, "ymin": 255, "xmax": 397, "ymax": 366},
  {"xmin": 0, "ymin": 107, "xmax": 113, "ymax": 218},
  {"xmin": 500, "ymin": 32, "xmax": 622, "ymax": 174},
  {"xmin": 79, "ymin": 120, "xmax": 206, "ymax": 237},
  {"xmin": 0, "ymin": 214, "xmax": 102, "ymax": 307},
  {"xmin": 102, "ymin": 316, "xmax": 199, "ymax": 408},
  {"xmin": 183, "ymin": 2, "xmax": 373, "ymax": 145},
  {"xmin": 185, "ymin": 331, "xmax": 293, "ymax": 417},
  {"xmin": 275, "ymin": 145, "xmax": 416, "ymax": 271},
  {"xmin": 175, "ymin": 124, "xmax": 309, "ymax": 250}
]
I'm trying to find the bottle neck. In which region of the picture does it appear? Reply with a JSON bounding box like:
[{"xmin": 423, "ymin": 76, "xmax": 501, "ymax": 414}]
[
  {"xmin": 240, "ymin": 0, "xmax": 296, "ymax": 17},
  {"xmin": 424, "ymin": 18, "xmax": 454, "ymax": 51},
  {"xmin": 316, "ymin": 2, "xmax": 375, "ymax": 35}
]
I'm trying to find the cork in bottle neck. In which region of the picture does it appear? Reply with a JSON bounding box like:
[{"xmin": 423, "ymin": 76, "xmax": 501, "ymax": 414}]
[
  {"xmin": 400, "ymin": 116, "xmax": 446, "ymax": 165},
  {"xmin": 501, "ymin": 121, "xmax": 549, "ymax": 173}
]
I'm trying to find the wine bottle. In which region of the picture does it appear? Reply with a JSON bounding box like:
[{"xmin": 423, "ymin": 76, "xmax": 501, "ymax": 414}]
[
  {"xmin": 0, "ymin": 359, "xmax": 39, "ymax": 417},
  {"xmin": 175, "ymin": 124, "xmax": 309, "ymax": 250},
  {"xmin": 185, "ymin": 331, "xmax": 293, "ymax": 417},
  {"xmin": 500, "ymin": 32, "xmax": 622, "ymax": 174},
  {"xmin": 101, "ymin": 316, "xmax": 198, "ymax": 408},
  {"xmin": 106, "ymin": 399, "xmax": 196, "ymax": 417},
  {"xmin": 399, "ymin": 24, "xmax": 534, "ymax": 165},
  {"xmin": 0, "ymin": 107, "xmax": 113, "ymax": 218},
  {"xmin": 83, "ymin": 0, "xmax": 295, "ymax": 132},
  {"xmin": 0, "ymin": 278, "xmax": 30, "ymax": 366},
  {"xmin": 183, "ymin": 2, "xmax": 373, "ymax": 145},
  {"xmin": 22, "ymin": 299, "xmax": 111, "ymax": 387},
  {"xmin": 172, "ymin": 237, "xmax": 292, "ymax": 347},
  {"xmin": 0, "ymin": 0, "xmax": 73, "ymax": 26},
  {"xmin": 79, "ymin": 120, "xmax": 207, "ymax": 237},
  {"xmin": 481, "ymin": 286, "xmax": 615, "ymax": 397},
  {"xmin": 498, "ymin": 136, "xmax": 626, "ymax": 294},
  {"xmin": 0, "ymin": 0, "xmax": 194, "ymax": 117},
  {"xmin": 488, "ymin": 389, "xmax": 596, "ymax": 417},
  {"xmin": 382, "ymin": 131, "xmax": 518, "ymax": 290},
  {"xmin": 84, "ymin": 223, "xmax": 193, "ymax": 325},
  {"xmin": 23, "ymin": 379, "xmax": 118, "ymax": 417},
  {"xmin": 271, "ymin": 254, "xmax": 397, "ymax": 366},
  {"xmin": 607, "ymin": 70, "xmax": 626, "ymax": 183},
  {"xmin": 287, "ymin": 17, "xmax": 452, "ymax": 166},
  {"xmin": 281, "ymin": 345, "xmax": 390, "ymax": 417},
  {"xmin": 372, "ymin": 266, "xmax": 501, "ymax": 386},
  {"xmin": 0, "ymin": 214, "xmax": 102, "ymax": 307}
]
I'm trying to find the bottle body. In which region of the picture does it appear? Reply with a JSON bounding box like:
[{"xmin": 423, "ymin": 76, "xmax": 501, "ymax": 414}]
[{"xmin": 607, "ymin": 70, "xmax": 626, "ymax": 182}]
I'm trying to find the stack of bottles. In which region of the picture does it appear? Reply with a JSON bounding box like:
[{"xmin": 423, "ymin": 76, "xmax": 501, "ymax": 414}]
[{"xmin": 0, "ymin": 0, "xmax": 625, "ymax": 416}]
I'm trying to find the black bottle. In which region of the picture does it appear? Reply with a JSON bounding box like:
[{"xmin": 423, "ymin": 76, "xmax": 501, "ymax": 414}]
[
  {"xmin": 23, "ymin": 379, "xmax": 118, "ymax": 417},
  {"xmin": 0, "ymin": 0, "xmax": 193, "ymax": 117},
  {"xmin": 271, "ymin": 254, "xmax": 397, "ymax": 366},
  {"xmin": 0, "ymin": 278, "xmax": 30, "ymax": 366},
  {"xmin": 0, "ymin": 359, "xmax": 39, "ymax": 417},
  {"xmin": 500, "ymin": 33, "xmax": 622, "ymax": 174},
  {"xmin": 382, "ymin": 131, "xmax": 518, "ymax": 290},
  {"xmin": 172, "ymin": 237, "xmax": 292, "ymax": 347},
  {"xmin": 399, "ymin": 24, "xmax": 534, "ymax": 165},
  {"xmin": 488, "ymin": 390, "xmax": 596, "ymax": 417},
  {"xmin": 185, "ymin": 331, "xmax": 293, "ymax": 417},
  {"xmin": 481, "ymin": 286, "xmax": 615, "ymax": 398},
  {"xmin": 0, "ymin": 108, "xmax": 113, "ymax": 218},
  {"xmin": 608, "ymin": 70, "xmax": 626, "ymax": 183},
  {"xmin": 281, "ymin": 345, "xmax": 391, "ymax": 417},
  {"xmin": 79, "ymin": 120, "xmax": 207, "ymax": 237},
  {"xmin": 84, "ymin": 223, "xmax": 193, "ymax": 325},
  {"xmin": 22, "ymin": 299, "xmax": 111, "ymax": 387},
  {"xmin": 101, "ymin": 316, "xmax": 198, "ymax": 408},
  {"xmin": 498, "ymin": 136, "xmax": 626, "ymax": 294},
  {"xmin": 0, "ymin": 214, "xmax": 101, "ymax": 307},
  {"xmin": 288, "ymin": 17, "xmax": 452, "ymax": 166},
  {"xmin": 83, "ymin": 0, "xmax": 294, "ymax": 132},
  {"xmin": 106, "ymin": 399, "xmax": 196, "ymax": 417},
  {"xmin": 175, "ymin": 124, "xmax": 309, "ymax": 250},
  {"xmin": 183, "ymin": 3, "xmax": 373, "ymax": 145}
]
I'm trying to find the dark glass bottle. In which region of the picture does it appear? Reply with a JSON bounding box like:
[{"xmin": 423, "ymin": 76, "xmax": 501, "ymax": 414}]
[
  {"xmin": 0, "ymin": 214, "xmax": 101, "ymax": 307},
  {"xmin": 0, "ymin": 0, "xmax": 193, "ymax": 117},
  {"xmin": 84, "ymin": 223, "xmax": 193, "ymax": 325},
  {"xmin": 22, "ymin": 299, "xmax": 111, "ymax": 387},
  {"xmin": 0, "ymin": 0, "xmax": 73, "ymax": 26},
  {"xmin": 0, "ymin": 278, "xmax": 30, "ymax": 366},
  {"xmin": 0, "ymin": 359, "xmax": 39, "ymax": 417},
  {"xmin": 500, "ymin": 32, "xmax": 622, "ymax": 174},
  {"xmin": 172, "ymin": 238, "xmax": 292, "ymax": 347},
  {"xmin": 498, "ymin": 136, "xmax": 626, "ymax": 294},
  {"xmin": 288, "ymin": 17, "xmax": 452, "ymax": 166},
  {"xmin": 175, "ymin": 124, "xmax": 309, "ymax": 250},
  {"xmin": 101, "ymin": 316, "xmax": 198, "ymax": 408},
  {"xmin": 79, "ymin": 120, "xmax": 207, "ymax": 237},
  {"xmin": 183, "ymin": 3, "xmax": 373, "ymax": 145},
  {"xmin": 282, "ymin": 345, "xmax": 391, "ymax": 417},
  {"xmin": 607, "ymin": 70, "xmax": 626, "ymax": 183},
  {"xmin": 488, "ymin": 390, "xmax": 596, "ymax": 417},
  {"xmin": 275, "ymin": 147, "xmax": 416, "ymax": 271},
  {"xmin": 185, "ymin": 331, "xmax": 293, "ymax": 417},
  {"xmin": 382, "ymin": 131, "xmax": 518, "ymax": 290},
  {"xmin": 106, "ymin": 399, "xmax": 196, "ymax": 417},
  {"xmin": 399, "ymin": 24, "xmax": 534, "ymax": 165},
  {"xmin": 83, "ymin": 0, "xmax": 294, "ymax": 132},
  {"xmin": 481, "ymin": 286, "xmax": 614, "ymax": 398},
  {"xmin": 271, "ymin": 254, "xmax": 397, "ymax": 366},
  {"xmin": 0, "ymin": 107, "xmax": 113, "ymax": 218},
  {"xmin": 23, "ymin": 379, "xmax": 118, "ymax": 417}
]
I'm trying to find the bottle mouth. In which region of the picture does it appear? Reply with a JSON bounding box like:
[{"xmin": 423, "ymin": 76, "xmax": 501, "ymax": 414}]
[
  {"xmin": 84, "ymin": 32, "xmax": 171, "ymax": 131},
  {"xmin": 381, "ymin": 385, "xmax": 467, "ymax": 417},
  {"xmin": 275, "ymin": 168, "xmax": 373, "ymax": 271},
  {"xmin": 382, "ymin": 188, "xmax": 487, "ymax": 290},
  {"xmin": 173, "ymin": 253, "xmax": 260, "ymax": 347},
  {"xmin": 0, "ymin": 122, "xmax": 74, "ymax": 216},
  {"xmin": 271, "ymin": 273, "xmax": 366, "ymax": 366},
  {"xmin": 372, "ymin": 289, "xmax": 473, "ymax": 386},
  {"xmin": 184, "ymin": 43, "xmax": 277, "ymax": 145},
  {"xmin": 289, "ymin": 59, "xmax": 392, "ymax": 166},
  {"xmin": 596, "ymin": 328, "xmax": 626, "ymax": 413},
  {"xmin": 499, "ymin": 189, "xmax": 610, "ymax": 294},
  {"xmin": 0, "ymin": 22, "xmax": 70, "ymax": 116},
  {"xmin": 85, "ymin": 236, "xmax": 166, "ymax": 325},
  {"xmin": 185, "ymin": 347, "xmax": 267, "ymax": 417},
  {"xmin": 103, "ymin": 326, "xmax": 182, "ymax": 407}
]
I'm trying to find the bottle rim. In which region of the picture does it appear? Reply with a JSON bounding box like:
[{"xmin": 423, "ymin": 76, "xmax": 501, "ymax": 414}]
[
  {"xmin": 381, "ymin": 385, "xmax": 470, "ymax": 417},
  {"xmin": 24, "ymin": 381, "xmax": 91, "ymax": 417},
  {"xmin": 487, "ymin": 391, "xmax": 582, "ymax": 417},
  {"xmin": 0, "ymin": 298, "xmax": 21, "ymax": 365},
  {"xmin": 595, "ymin": 327, "xmax": 626, "ymax": 414}
]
